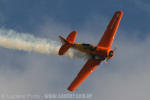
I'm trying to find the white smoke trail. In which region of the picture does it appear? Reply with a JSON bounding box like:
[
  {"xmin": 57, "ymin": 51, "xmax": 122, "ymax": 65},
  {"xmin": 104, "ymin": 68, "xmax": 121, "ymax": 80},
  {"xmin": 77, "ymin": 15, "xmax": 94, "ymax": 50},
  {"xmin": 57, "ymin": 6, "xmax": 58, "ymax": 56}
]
[{"xmin": 0, "ymin": 28, "xmax": 89, "ymax": 59}]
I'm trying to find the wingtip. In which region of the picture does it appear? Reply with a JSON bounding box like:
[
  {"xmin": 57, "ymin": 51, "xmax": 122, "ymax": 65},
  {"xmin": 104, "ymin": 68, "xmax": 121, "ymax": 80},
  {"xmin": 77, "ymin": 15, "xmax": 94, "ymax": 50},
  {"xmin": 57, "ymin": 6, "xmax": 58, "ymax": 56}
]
[
  {"xmin": 72, "ymin": 30, "xmax": 77, "ymax": 33},
  {"xmin": 67, "ymin": 87, "xmax": 75, "ymax": 92},
  {"xmin": 115, "ymin": 10, "xmax": 123, "ymax": 15}
]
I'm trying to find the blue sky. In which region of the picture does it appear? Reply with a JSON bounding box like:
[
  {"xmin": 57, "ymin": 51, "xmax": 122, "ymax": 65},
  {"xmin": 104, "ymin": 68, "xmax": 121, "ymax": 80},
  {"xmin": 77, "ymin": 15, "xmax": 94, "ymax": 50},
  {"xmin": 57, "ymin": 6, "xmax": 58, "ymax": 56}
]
[
  {"xmin": 0, "ymin": 0, "xmax": 150, "ymax": 100},
  {"xmin": 0, "ymin": 0, "xmax": 149, "ymax": 34}
]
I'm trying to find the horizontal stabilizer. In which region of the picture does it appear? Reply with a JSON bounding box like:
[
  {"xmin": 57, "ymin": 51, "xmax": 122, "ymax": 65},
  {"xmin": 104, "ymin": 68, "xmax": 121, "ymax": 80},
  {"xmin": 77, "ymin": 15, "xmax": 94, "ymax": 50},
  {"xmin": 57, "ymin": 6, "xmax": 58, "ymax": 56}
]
[
  {"xmin": 59, "ymin": 36, "xmax": 67, "ymax": 45},
  {"xmin": 58, "ymin": 31, "xmax": 77, "ymax": 55},
  {"xmin": 58, "ymin": 43, "xmax": 70, "ymax": 55}
]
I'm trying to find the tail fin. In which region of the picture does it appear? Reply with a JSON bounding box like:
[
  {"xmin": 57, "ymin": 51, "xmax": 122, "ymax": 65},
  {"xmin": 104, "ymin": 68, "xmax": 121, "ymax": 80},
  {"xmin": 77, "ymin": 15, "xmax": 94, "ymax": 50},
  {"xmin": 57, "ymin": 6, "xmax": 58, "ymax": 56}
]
[
  {"xmin": 66, "ymin": 31, "xmax": 77, "ymax": 43},
  {"xmin": 58, "ymin": 31, "xmax": 77, "ymax": 55}
]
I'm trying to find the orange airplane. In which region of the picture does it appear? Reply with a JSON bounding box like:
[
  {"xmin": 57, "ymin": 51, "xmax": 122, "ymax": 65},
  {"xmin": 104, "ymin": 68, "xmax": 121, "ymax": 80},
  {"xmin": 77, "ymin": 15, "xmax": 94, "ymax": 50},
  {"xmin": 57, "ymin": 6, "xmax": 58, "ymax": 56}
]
[{"xmin": 58, "ymin": 11, "xmax": 123, "ymax": 91}]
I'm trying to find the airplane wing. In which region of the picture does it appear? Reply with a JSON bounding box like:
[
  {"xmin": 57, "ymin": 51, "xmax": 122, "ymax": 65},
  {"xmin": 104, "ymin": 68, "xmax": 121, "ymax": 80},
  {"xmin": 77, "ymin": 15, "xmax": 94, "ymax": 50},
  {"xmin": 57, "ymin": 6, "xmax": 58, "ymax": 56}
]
[
  {"xmin": 68, "ymin": 59, "xmax": 102, "ymax": 91},
  {"xmin": 97, "ymin": 11, "xmax": 123, "ymax": 48}
]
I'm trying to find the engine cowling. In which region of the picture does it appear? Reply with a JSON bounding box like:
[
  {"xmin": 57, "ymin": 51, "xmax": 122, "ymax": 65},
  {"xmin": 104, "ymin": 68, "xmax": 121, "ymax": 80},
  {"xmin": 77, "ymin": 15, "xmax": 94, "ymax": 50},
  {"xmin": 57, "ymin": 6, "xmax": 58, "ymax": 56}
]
[
  {"xmin": 108, "ymin": 49, "xmax": 114, "ymax": 59},
  {"xmin": 96, "ymin": 47, "xmax": 114, "ymax": 58}
]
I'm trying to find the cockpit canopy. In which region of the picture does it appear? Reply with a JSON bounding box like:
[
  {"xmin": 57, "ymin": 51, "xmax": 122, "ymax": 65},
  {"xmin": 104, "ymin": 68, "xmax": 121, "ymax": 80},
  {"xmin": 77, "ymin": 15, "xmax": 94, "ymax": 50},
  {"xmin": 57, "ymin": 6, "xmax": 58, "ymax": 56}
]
[{"xmin": 82, "ymin": 43, "xmax": 96, "ymax": 51}]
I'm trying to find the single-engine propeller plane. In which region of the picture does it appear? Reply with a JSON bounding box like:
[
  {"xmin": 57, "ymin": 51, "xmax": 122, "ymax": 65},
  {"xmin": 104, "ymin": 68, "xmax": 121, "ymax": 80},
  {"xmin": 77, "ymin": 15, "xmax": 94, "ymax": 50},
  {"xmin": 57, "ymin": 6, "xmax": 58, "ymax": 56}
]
[{"xmin": 58, "ymin": 11, "xmax": 123, "ymax": 91}]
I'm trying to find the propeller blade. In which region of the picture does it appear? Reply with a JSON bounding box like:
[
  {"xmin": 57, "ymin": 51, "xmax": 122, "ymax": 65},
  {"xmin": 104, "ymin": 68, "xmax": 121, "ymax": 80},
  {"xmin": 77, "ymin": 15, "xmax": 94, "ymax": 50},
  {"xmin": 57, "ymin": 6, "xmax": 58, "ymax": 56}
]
[
  {"xmin": 113, "ymin": 46, "xmax": 117, "ymax": 51},
  {"xmin": 105, "ymin": 46, "xmax": 117, "ymax": 63}
]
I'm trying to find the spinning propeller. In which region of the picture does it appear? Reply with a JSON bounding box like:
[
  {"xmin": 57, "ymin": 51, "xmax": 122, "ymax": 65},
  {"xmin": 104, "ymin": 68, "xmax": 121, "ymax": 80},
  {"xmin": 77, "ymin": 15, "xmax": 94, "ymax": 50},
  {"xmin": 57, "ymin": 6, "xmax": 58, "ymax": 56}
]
[{"xmin": 105, "ymin": 46, "xmax": 117, "ymax": 63}]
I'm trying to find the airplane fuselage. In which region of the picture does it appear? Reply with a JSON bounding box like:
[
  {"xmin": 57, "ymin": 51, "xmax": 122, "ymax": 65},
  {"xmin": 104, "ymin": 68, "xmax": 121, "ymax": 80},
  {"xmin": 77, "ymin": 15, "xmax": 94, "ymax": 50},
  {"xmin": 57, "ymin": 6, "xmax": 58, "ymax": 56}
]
[{"xmin": 71, "ymin": 42, "xmax": 114, "ymax": 59}]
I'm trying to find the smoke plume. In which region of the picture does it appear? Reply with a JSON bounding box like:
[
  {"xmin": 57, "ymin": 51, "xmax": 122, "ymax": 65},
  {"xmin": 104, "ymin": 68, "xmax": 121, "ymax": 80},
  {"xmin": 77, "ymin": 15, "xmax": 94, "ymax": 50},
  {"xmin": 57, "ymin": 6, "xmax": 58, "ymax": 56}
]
[{"xmin": 0, "ymin": 28, "xmax": 89, "ymax": 59}]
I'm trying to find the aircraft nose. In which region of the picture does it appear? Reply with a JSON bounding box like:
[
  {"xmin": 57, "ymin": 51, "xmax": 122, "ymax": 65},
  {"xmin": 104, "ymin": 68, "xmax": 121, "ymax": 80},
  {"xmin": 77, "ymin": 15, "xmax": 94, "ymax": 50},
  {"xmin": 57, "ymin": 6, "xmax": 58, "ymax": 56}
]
[{"xmin": 109, "ymin": 50, "xmax": 114, "ymax": 57}]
